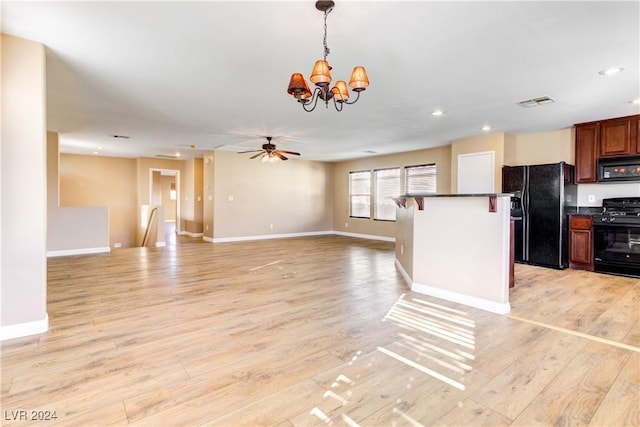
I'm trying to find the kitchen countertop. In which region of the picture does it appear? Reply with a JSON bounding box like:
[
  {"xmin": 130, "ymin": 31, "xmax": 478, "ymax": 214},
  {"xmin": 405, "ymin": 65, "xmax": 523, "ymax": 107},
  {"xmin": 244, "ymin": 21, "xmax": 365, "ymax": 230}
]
[{"xmin": 400, "ymin": 193, "xmax": 512, "ymax": 198}]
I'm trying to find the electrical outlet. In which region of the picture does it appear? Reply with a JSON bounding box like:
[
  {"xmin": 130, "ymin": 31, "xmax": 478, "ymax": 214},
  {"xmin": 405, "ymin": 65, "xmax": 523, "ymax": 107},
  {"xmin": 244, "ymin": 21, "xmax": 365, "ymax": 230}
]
[
  {"xmin": 588, "ymin": 194, "xmax": 596, "ymax": 203},
  {"xmin": 114, "ymin": 242, "xmax": 122, "ymax": 248},
  {"xmin": 269, "ymin": 224, "xmax": 274, "ymax": 230},
  {"xmin": 345, "ymin": 222, "xmax": 348, "ymax": 228}
]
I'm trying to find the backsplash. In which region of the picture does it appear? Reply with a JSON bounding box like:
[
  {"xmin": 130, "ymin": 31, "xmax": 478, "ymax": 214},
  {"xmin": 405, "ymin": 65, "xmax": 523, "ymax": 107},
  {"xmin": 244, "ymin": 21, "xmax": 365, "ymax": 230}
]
[{"xmin": 576, "ymin": 182, "xmax": 640, "ymax": 207}]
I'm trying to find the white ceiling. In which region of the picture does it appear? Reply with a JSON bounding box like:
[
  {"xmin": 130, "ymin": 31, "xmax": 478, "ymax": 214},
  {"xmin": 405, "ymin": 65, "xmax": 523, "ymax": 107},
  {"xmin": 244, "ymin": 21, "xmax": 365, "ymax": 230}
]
[{"xmin": 2, "ymin": 1, "xmax": 639, "ymax": 162}]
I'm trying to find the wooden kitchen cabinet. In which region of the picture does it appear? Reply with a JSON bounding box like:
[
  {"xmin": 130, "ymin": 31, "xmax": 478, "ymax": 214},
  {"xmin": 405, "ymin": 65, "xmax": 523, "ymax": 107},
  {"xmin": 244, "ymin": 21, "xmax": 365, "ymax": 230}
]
[
  {"xmin": 574, "ymin": 114, "xmax": 640, "ymax": 183},
  {"xmin": 569, "ymin": 215, "xmax": 594, "ymax": 271},
  {"xmin": 636, "ymin": 116, "xmax": 640, "ymax": 154},
  {"xmin": 600, "ymin": 116, "xmax": 636, "ymax": 157},
  {"xmin": 575, "ymin": 122, "xmax": 599, "ymax": 183}
]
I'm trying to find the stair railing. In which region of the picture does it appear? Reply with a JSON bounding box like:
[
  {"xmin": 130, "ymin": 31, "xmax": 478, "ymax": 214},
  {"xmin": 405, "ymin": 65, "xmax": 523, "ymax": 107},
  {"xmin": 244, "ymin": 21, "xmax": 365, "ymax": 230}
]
[{"xmin": 141, "ymin": 207, "xmax": 158, "ymax": 247}]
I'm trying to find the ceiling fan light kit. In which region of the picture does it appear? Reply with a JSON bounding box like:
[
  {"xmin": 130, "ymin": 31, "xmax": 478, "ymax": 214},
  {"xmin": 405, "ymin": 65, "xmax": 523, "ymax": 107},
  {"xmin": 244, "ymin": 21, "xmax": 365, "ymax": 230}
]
[
  {"xmin": 239, "ymin": 137, "xmax": 301, "ymax": 162},
  {"xmin": 287, "ymin": 0, "xmax": 369, "ymax": 112}
]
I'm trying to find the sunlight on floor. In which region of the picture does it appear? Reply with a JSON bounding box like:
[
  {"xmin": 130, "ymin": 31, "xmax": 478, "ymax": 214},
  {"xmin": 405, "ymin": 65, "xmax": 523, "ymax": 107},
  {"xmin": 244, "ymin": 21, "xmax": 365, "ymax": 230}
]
[{"xmin": 306, "ymin": 293, "xmax": 478, "ymax": 426}]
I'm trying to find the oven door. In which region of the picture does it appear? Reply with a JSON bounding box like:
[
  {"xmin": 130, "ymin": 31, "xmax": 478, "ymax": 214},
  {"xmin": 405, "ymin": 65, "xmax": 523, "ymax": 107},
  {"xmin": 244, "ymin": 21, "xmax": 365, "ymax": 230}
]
[{"xmin": 593, "ymin": 223, "xmax": 640, "ymax": 277}]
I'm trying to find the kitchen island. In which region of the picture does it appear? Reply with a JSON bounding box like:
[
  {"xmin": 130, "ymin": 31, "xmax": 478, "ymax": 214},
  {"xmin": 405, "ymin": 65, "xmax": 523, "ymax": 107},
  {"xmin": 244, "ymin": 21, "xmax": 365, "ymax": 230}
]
[{"xmin": 394, "ymin": 193, "xmax": 512, "ymax": 314}]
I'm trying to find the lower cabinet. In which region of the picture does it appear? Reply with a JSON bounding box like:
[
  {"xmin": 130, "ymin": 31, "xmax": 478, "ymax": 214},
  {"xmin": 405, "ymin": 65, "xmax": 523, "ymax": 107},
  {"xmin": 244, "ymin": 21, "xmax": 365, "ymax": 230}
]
[{"xmin": 569, "ymin": 215, "xmax": 594, "ymax": 271}]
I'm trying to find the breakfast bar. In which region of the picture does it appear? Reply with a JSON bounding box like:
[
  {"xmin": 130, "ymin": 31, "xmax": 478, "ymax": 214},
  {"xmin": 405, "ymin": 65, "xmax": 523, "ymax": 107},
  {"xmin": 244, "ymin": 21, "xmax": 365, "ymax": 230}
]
[{"xmin": 394, "ymin": 193, "xmax": 512, "ymax": 314}]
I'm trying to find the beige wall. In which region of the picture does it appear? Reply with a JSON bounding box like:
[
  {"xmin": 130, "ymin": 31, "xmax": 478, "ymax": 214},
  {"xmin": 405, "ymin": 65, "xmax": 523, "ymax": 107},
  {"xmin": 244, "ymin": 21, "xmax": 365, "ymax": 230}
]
[
  {"xmin": 48, "ymin": 133, "xmax": 109, "ymax": 254},
  {"xmin": 137, "ymin": 157, "xmax": 185, "ymax": 205},
  {"xmin": 161, "ymin": 175, "xmax": 177, "ymax": 221},
  {"xmin": 332, "ymin": 145, "xmax": 451, "ymax": 239},
  {"xmin": 136, "ymin": 157, "xmax": 185, "ymax": 243},
  {"xmin": 451, "ymin": 133, "xmax": 507, "ymax": 193},
  {"xmin": 182, "ymin": 158, "xmax": 203, "ymax": 234},
  {"xmin": 60, "ymin": 154, "xmax": 137, "ymax": 248},
  {"xmin": 511, "ymin": 128, "xmax": 575, "ymax": 166},
  {"xmin": 1, "ymin": 34, "xmax": 48, "ymax": 337},
  {"xmin": 203, "ymin": 152, "xmax": 215, "ymax": 239},
  {"xmin": 212, "ymin": 151, "xmax": 333, "ymax": 239},
  {"xmin": 504, "ymin": 127, "xmax": 639, "ymax": 206}
]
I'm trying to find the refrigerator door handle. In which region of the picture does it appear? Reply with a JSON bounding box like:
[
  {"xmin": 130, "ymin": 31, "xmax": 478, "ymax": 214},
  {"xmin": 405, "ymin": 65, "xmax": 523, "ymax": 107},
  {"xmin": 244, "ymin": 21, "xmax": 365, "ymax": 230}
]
[{"xmin": 523, "ymin": 175, "xmax": 529, "ymax": 262}]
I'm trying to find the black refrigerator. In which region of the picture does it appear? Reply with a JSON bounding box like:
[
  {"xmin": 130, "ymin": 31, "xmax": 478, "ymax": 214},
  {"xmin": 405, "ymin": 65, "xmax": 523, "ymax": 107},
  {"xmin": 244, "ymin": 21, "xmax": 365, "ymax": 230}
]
[{"xmin": 502, "ymin": 162, "xmax": 577, "ymax": 269}]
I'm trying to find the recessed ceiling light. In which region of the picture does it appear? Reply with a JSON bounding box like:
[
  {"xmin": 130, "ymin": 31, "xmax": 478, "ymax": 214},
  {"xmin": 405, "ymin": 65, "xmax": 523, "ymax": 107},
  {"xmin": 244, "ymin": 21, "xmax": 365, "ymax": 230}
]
[
  {"xmin": 481, "ymin": 125, "xmax": 491, "ymax": 132},
  {"xmin": 430, "ymin": 110, "xmax": 444, "ymax": 116},
  {"xmin": 630, "ymin": 98, "xmax": 640, "ymax": 105},
  {"xmin": 598, "ymin": 66, "xmax": 625, "ymax": 76},
  {"xmin": 175, "ymin": 152, "xmax": 182, "ymax": 157}
]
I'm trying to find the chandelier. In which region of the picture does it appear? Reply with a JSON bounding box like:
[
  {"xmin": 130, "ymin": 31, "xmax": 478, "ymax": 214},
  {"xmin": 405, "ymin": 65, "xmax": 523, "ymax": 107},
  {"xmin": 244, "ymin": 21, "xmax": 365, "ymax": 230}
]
[{"xmin": 286, "ymin": 0, "xmax": 369, "ymax": 112}]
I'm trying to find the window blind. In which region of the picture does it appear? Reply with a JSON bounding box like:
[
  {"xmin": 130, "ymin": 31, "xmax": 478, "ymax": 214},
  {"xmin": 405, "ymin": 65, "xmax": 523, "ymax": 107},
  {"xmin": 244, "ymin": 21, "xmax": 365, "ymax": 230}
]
[
  {"xmin": 405, "ymin": 164, "xmax": 436, "ymax": 195},
  {"xmin": 374, "ymin": 168, "xmax": 400, "ymax": 221},
  {"xmin": 349, "ymin": 171, "xmax": 371, "ymax": 218}
]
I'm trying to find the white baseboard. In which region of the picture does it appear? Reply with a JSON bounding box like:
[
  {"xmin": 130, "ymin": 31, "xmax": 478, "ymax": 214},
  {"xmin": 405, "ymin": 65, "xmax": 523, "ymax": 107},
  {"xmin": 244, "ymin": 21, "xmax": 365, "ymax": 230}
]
[
  {"xmin": 0, "ymin": 313, "xmax": 49, "ymax": 341},
  {"xmin": 394, "ymin": 258, "xmax": 412, "ymax": 287},
  {"xmin": 411, "ymin": 281, "xmax": 511, "ymax": 315},
  {"xmin": 178, "ymin": 231, "xmax": 204, "ymax": 238},
  {"xmin": 202, "ymin": 236, "xmax": 214, "ymax": 243},
  {"xmin": 333, "ymin": 231, "xmax": 395, "ymax": 242},
  {"xmin": 47, "ymin": 246, "xmax": 110, "ymax": 258},
  {"xmin": 209, "ymin": 231, "xmax": 395, "ymax": 244},
  {"xmin": 212, "ymin": 231, "xmax": 332, "ymax": 243}
]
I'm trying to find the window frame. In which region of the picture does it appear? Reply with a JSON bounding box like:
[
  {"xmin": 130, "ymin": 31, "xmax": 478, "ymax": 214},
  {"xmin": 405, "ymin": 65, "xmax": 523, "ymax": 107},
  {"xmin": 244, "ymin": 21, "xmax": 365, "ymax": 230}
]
[{"xmin": 348, "ymin": 170, "xmax": 372, "ymax": 219}]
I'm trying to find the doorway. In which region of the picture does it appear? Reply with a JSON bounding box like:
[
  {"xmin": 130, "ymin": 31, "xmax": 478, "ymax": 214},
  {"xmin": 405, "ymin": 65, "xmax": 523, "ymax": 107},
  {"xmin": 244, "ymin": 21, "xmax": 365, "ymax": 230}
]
[{"xmin": 149, "ymin": 168, "xmax": 181, "ymax": 244}]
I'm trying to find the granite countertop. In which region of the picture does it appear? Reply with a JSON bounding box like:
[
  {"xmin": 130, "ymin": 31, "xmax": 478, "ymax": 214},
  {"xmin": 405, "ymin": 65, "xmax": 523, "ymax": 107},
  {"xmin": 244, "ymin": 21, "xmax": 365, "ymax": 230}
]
[{"xmin": 400, "ymin": 193, "xmax": 513, "ymax": 198}]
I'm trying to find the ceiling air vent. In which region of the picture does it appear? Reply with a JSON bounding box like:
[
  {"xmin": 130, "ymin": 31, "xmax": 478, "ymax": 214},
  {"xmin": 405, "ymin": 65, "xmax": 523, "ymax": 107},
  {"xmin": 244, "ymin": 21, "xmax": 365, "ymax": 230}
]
[
  {"xmin": 516, "ymin": 96, "xmax": 555, "ymax": 108},
  {"xmin": 155, "ymin": 154, "xmax": 178, "ymax": 159}
]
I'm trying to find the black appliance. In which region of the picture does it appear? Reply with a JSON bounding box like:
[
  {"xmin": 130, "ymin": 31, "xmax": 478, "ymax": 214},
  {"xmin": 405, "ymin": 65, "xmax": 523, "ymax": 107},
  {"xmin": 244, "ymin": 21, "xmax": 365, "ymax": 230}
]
[
  {"xmin": 593, "ymin": 197, "xmax": 640, "ymax": 277},
  {"xmin": 598, "ymin": 156, "xmax": 640, "ymax": 183},
  {"xmin": 502, "ymin": 162, "xmax": 577, "ymax": 269}
]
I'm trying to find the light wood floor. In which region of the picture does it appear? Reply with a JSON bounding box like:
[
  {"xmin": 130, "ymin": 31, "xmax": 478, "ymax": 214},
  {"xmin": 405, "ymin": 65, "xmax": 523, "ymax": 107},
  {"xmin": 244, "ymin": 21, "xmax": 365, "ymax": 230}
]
[{"xmin": 1, "ymin": 235, "xmax": 638, "ymax": 426}]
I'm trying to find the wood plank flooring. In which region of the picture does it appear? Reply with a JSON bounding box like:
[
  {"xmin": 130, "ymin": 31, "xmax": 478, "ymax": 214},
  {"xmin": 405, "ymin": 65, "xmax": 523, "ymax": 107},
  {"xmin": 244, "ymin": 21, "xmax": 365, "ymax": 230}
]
[{"xmin": 1, "ymin": 235, "xmax": 638, "ymax": 426}]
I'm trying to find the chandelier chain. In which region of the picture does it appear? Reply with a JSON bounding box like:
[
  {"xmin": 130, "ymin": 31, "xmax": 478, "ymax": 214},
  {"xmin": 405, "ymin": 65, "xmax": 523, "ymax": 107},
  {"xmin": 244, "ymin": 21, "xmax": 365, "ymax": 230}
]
[{"xmin": 322, "ymin": 9, "xmax": 330, "ymax": 61}]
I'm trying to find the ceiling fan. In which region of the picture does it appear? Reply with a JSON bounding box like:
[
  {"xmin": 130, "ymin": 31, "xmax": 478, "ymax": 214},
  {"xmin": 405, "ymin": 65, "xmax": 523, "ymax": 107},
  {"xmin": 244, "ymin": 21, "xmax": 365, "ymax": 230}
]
[{"xmin": 239, "ymin": 136, "xmax": 301, "ymax": 162}]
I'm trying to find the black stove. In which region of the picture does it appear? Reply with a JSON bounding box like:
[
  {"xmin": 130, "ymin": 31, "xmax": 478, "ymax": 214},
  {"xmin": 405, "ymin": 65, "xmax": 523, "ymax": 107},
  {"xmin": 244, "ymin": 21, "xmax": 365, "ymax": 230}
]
[
  {"xmin": 593, "ymin": 197, "xmax": 640, "ymax": 277},
  {"xmin": 594, "ymin": 197, "xmax": 640, "ymax": 227}
]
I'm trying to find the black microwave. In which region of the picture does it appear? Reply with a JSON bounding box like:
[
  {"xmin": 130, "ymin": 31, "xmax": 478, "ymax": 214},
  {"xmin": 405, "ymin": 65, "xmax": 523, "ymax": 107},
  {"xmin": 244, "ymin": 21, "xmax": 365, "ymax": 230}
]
[{"xmin": 598, "ymin": 156, "xmax": 640, "ymax": 182}]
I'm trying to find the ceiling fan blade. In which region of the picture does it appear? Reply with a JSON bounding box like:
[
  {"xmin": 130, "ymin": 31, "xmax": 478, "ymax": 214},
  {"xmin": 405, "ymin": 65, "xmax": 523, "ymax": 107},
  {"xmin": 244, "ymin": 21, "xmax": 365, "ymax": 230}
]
[
  {"xmin": 279, "ymin": 150, "xmax": 300, "ymax": 156},
  {"xmin": 250, "ymin": 152, "xmax": 265, "ymax": 159},
  {"xmin": 274, "ymin": 152, "xmax": 288, "ymax": 161},
  {"xmin": 238, "ymin": 149, "xmax": 263, "ymax": 153}
]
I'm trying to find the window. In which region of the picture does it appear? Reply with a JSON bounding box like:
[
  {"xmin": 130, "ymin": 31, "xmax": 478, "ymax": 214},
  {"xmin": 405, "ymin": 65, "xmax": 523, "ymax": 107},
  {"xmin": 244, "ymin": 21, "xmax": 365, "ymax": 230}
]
[
  {"xmin": 349, "ymin": 170, "xmax": 371, "ymax": 218},
  {"xmin": 405, "ymin": 164, "xmax": 437, "ymax": 195},
  {"xmin": 374, "ymin": 168, "xmax": 400, "ymax": 221}
]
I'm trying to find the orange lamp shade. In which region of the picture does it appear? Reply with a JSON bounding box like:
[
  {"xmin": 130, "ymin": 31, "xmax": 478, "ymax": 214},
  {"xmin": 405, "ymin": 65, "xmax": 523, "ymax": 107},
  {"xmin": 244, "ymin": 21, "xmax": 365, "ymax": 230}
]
[
  {"xmin": 349, "ymin": 66, "xmax": 369, "ymax": 90},
  {"xmin": 298, "ymin": 87, "xmax": 313, "ymax": 100},
  {"xmin": 310, "ymin": 60, "xmax": 332, "ymax": 86},
  {"xmin": 287, "ymin": 73, "xmax": 310, "ymax": 97},
  {"xmin": 333, "ymin": 80, "xmax": 349, "ymax": 102}
]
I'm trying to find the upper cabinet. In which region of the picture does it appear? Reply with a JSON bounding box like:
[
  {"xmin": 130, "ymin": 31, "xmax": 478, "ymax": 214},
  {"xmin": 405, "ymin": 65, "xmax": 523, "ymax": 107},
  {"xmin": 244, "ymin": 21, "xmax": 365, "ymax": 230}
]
[
  {"xmin": 574, "ymin": 114, "xmax": 640, "ymax": 183},
  {"xmin": 575, "ymin": 122, "xmax": 599, "ymax": 183},
  {"xmin": 637, "ymin": 116, "xmax": 640, "ymax": 154},
  {"xmin": 600, "ymin": 116, "xmax": 636, "ymax": 157}
]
